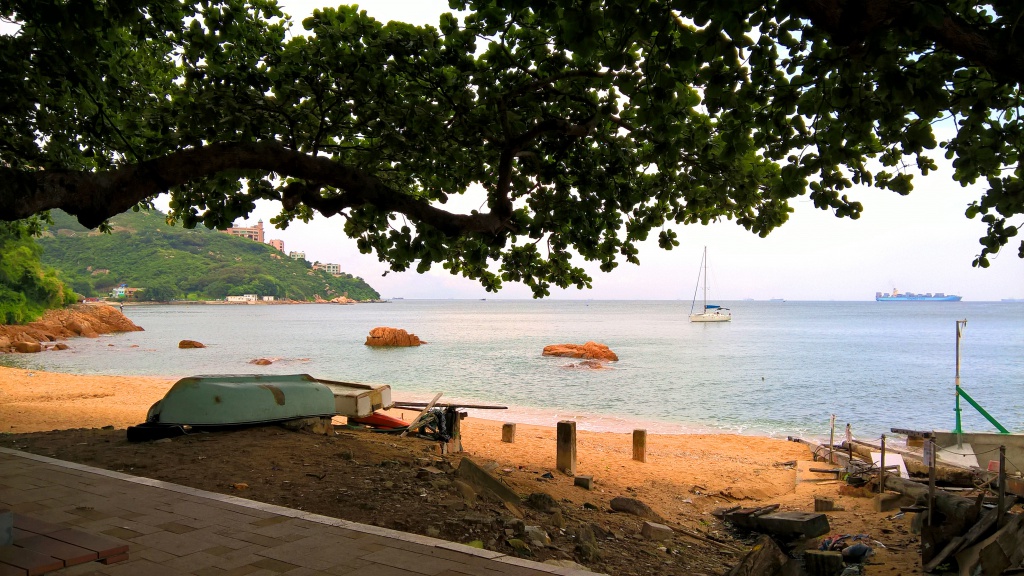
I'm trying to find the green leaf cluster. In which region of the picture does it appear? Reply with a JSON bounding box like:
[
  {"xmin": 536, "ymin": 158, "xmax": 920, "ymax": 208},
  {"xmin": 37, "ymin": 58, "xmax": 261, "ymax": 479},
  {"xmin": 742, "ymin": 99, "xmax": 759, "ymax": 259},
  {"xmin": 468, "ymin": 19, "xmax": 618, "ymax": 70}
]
[
  {"xmin": 0, "ymin": 218, "xmax": 76, "ymax": 324},
  {"xmin": 37, "ymin": 210, "xmax": 380, "ymax": 302},
  {"xmin": 3, "ymin": 0, "xmax": 1023, "ymax": 297}
]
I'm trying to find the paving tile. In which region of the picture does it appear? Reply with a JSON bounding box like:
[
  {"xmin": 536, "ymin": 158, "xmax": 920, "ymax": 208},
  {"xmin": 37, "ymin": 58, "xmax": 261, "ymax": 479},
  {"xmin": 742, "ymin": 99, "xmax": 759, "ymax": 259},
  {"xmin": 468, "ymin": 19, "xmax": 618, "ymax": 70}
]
[
  {"xmin": 0, "ymin": 452, "xmax": 563, "ymax": 576},
  {"xmin": 251, "ymin": 516, "xmax": 291, "ymax": 528},
  {"xmin": 157, "ymin": 521, "xmax": 199, "ymax": 534},
  {"xmin": 135, "ymin": 546, "xmax": 178, "ymax": 563},
  {"xmin": 100, "ymin": 527, "xmax": 144, "ymax": 540},
  {"xmin": 96, "ymin": 557, "xmax": 184, "ymax": 576},
  {"xmin": 194, "ymin": 567, "xmax": 229, "ymax": 576},
  {"xmin": 161, "ymin": 550, "xmax": 227, "ymax": 572},
  {"xmin": 250, "ymin": 557, "xmax": 301, "ymax": 573},
  {"xmin": 127, "ymin": 530, "xmax": 214, "ymax": 556},
  {"xmin": 358, "ymin": 547, "xmax": 462, "ymax": 575},
  {"xmin": 229, "ymin": 531, "xmax": 284, "ymax": 548}
]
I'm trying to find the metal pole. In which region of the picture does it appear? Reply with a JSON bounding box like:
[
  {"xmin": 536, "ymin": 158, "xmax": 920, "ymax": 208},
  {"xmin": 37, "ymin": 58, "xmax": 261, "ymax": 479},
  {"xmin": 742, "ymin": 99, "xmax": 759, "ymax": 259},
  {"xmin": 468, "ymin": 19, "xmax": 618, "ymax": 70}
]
[
  {"xmin": 927, "ymin": 439, "xmax": 936, "ymax": 527},
  {"xmin": 955, "ymin": 319, "xmax": 967, "ymax": 445},
  {"xmin": 829, "ymin": 414, "xmax": 836, "ymax": 464},
  {"xmin": 998, "ymin": 445, "xmax": 1006, "ymax": 528},
  {"xmin": 879, "ymin": 434, "xmax": 886, "ymax": 494}
]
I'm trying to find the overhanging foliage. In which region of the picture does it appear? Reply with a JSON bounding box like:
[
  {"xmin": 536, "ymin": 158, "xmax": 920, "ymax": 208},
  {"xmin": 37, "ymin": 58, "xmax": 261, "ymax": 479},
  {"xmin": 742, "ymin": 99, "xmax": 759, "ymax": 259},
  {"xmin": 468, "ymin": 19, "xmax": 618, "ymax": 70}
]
[{"xmin": 1, "ymin": 0, "xmax": 1021, "ymax": 296}]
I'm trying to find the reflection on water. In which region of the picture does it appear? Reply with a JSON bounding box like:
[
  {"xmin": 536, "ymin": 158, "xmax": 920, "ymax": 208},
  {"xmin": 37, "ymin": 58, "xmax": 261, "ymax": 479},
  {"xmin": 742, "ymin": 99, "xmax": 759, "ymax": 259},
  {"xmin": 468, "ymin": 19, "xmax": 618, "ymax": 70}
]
[{"xmin": 4, "ymin": 300, "xmax": 1022, "ymax": 438}]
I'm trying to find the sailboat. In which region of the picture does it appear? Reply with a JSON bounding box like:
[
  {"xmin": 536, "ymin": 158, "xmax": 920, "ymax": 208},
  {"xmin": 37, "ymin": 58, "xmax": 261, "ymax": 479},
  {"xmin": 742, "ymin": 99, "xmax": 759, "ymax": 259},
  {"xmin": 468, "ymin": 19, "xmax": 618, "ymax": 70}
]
[{"xmin": 689, "ymin": 247, "xmax": 731, "ymax": 323}]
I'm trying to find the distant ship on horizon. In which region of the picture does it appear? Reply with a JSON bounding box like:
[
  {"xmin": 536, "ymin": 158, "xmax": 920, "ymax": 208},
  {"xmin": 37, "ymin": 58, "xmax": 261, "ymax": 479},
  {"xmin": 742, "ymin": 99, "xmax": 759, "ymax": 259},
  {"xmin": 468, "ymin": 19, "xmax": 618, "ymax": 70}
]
[{"xmin": 876, "ymin": 288, "xmax": 962, "ymax": 302}]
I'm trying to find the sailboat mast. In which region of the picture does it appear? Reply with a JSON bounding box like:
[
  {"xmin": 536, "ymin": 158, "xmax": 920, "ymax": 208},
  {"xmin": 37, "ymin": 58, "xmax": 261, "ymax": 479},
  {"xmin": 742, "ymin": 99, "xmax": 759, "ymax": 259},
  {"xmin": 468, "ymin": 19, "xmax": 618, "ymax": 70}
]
[{"xmin": 703, "ymin": 247, "xmax": 708, "ymax": 312}]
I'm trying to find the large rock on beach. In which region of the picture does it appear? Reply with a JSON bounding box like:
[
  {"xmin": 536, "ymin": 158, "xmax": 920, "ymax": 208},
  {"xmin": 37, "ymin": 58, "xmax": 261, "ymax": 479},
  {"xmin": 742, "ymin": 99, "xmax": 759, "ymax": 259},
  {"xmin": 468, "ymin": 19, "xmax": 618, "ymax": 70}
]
[
  {"xmin": 13, "ymin": 341, "xmax": 42, "ymax": 353},
  {"xmin": 365, "ymin": 327, "xmax": 424, "ymax": 347},
  {"xmin": 542, "ymin": 341, "xmax": 618, "ymax": 361},
  {"xmin": 178, "ymin": 339, "xmax": 206, "ymax": 349}
]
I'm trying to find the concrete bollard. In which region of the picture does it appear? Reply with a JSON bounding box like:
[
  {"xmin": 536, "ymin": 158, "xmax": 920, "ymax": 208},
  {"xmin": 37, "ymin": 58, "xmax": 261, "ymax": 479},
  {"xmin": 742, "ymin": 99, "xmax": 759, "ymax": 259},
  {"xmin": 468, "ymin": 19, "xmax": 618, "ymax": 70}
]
[
  {"xmin": 633, "ymin": 429, "xmax": 647, "ymax": 463},
  {"xmin": 556, "ymin": 421, "xmax": 577, "ymax": 475},
  {"xmin": 501, "ymin": 423, "xmax": 516, "ymax": 443}
]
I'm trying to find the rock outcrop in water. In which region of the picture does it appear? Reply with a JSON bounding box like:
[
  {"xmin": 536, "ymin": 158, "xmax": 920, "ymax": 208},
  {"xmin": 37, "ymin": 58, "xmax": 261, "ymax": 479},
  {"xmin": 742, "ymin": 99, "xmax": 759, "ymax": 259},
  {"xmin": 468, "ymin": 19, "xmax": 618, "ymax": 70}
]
[
  {"xmin": 178, "ymin": 339, "xmax": 206, "ymax": 349},
  {"xmin": 0, "ymin": 304, "xmax": 143, "ymax": 353},
  {"xmin": 542, "ymin": 341, "xmax": 618, "ymax": 361},
  {"xmin": 365, "ymin": 327, "xmax": 424, "ymax": 347}
]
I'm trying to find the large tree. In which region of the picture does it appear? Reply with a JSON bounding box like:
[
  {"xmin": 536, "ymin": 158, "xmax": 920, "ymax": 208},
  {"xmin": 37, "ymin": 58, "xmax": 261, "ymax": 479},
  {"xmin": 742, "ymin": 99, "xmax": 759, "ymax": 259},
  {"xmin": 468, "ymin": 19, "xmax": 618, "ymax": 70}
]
[{"xmin": 1, "ymin": 0, "xmax": 1021, "ymax": 296}]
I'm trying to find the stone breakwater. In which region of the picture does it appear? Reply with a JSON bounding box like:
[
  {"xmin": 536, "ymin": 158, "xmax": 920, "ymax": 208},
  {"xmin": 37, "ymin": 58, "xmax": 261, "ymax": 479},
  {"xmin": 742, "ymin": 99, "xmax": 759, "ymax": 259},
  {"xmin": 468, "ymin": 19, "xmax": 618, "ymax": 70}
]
[{"xmin": 0, "ymin": 304, "xmax": 143, "ymax": 353}]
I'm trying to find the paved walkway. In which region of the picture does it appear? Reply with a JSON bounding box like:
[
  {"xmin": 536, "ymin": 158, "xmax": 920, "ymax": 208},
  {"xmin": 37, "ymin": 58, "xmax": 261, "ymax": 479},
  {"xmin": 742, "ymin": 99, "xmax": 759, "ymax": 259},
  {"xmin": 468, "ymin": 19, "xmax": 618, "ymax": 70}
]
[{"xmin": 0, "ymin": 448, "xmax": 592, "ymax": 575}]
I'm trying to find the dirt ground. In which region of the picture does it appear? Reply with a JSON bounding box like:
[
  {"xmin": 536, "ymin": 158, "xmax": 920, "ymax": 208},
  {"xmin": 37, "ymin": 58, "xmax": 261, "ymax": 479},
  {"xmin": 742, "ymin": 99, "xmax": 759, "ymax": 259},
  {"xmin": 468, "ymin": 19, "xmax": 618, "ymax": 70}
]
[{"xmin": 0, "ymin": 366, "xmax": 933, "ymax": 575}]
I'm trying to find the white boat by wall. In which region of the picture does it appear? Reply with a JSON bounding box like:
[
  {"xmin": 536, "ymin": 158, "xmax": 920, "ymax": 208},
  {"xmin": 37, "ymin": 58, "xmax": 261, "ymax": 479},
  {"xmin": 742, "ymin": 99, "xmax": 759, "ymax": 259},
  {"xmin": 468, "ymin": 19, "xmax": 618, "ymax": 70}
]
[{"xmin": 689, "ymin": 247, "xmax": 731, "ymax": 323}]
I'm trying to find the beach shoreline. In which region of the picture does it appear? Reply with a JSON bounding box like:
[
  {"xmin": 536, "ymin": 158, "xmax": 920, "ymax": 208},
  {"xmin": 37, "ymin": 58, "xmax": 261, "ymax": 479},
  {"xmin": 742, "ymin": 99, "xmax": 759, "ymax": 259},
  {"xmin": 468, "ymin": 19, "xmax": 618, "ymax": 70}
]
[{"xmin": 0, "ymin": 365, "xmax": 925, "ymax": 574}]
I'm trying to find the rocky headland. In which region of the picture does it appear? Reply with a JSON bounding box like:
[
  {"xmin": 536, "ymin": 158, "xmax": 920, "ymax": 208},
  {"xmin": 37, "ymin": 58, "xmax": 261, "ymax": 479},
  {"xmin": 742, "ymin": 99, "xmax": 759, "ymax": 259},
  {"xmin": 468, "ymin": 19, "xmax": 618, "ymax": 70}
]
[{"xmin": 0, "ymin": 303, "xmax": 143, "ymax": 353}]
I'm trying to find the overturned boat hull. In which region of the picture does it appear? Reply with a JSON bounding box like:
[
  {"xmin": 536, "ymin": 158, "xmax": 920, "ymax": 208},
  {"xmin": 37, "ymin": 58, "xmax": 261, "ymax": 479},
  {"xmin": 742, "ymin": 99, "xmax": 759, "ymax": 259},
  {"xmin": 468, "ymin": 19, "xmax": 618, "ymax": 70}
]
[{"xmin": 128, "ymin": 374, "xmax": 391, "ymax": 441}]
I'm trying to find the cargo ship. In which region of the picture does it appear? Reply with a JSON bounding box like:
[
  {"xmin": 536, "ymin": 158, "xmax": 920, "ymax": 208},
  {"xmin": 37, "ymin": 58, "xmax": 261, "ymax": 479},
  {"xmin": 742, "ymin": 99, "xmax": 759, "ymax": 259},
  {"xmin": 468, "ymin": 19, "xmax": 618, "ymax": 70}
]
[{"xmin": 875, "ymin": 288, "xmax": 962, "ymax": 302}]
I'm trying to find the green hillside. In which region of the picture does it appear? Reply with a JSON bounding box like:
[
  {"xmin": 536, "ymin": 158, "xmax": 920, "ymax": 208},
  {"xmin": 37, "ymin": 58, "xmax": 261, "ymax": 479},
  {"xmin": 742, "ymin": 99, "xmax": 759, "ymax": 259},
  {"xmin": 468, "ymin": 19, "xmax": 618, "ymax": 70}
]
[{"xmin": 38, "ymin": 210, "xmax": 380, "ymax": 302}]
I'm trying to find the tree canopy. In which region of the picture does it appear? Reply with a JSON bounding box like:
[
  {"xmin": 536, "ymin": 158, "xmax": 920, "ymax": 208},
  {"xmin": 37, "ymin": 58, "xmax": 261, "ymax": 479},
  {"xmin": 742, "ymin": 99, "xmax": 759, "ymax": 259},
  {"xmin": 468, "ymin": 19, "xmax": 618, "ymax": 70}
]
[{"xmin": 1, "ymin": 0, "xmax": 1021, "ymax": 296}]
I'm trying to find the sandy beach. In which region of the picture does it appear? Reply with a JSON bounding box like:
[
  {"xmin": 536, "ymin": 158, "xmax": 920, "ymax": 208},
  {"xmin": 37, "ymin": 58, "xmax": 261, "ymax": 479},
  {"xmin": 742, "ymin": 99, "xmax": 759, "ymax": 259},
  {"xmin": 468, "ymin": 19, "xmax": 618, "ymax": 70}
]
[{"xmin": 0, "ymin": 366, "xmax": 925, "ymax": 574}]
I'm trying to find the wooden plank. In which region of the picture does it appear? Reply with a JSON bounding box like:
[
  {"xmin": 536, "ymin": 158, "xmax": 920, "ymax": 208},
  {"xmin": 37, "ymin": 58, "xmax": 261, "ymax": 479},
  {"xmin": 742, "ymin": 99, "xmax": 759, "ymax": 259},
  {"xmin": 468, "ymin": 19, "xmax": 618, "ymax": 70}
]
[
  {"xmin": 10, "ymin": 518, "xmax": 60, "ymax": 537},
  {"xmin": 13, "ymin": 535, "xmax": 96, "ymax": 566},
  {"xmin": 0, "ymin": 547, "xmax": 63, "ymax": 576},
  {"xmin": 0, "ymin": 562, "xmax": 27, "ymax": 576},
  {"xmin": 45, "ymin": 529, "xmax": 127, "ymax": 559},
  {"xmin": 632, "ymin": 429, "xmax": 647, "ymax": 463},
  {"xmin": 501, "ymin": 423, "xmax": 516, "ymax": 443},
  {"xmin": 400, "ymin": 392, "xmax": 442, "ymax": 438}
]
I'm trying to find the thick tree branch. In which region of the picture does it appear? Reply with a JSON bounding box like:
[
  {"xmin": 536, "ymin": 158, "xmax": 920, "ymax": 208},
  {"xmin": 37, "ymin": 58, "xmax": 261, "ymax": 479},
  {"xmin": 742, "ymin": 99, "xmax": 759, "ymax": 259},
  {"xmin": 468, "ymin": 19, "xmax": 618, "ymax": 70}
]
[
  {"xmin": 0, "ymin": 141, "xmax": 513, "ymax": 236},
  {"xmin": 791, "ymin": 0, "xmax": 1024, "ymax": 84}
]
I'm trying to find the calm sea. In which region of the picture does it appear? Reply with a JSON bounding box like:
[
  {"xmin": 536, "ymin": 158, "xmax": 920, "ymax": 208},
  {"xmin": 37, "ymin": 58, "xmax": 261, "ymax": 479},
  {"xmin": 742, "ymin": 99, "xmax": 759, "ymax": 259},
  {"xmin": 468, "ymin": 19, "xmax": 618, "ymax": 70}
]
[{"xmin": 3, "ymin": 300, "xmax": 1022, "ymax": 440}]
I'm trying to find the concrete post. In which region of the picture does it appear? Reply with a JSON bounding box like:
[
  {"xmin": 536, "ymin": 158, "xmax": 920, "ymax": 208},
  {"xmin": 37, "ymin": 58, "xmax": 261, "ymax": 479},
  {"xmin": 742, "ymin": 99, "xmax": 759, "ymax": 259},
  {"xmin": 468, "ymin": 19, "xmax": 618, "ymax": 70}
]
[
  {"xmin": 556, "ymin": 421, "xmax": 577, "ymax": 475},
  {"xmin": 501, "ymin": 423, "xmax": 516, "ymax": 443}
]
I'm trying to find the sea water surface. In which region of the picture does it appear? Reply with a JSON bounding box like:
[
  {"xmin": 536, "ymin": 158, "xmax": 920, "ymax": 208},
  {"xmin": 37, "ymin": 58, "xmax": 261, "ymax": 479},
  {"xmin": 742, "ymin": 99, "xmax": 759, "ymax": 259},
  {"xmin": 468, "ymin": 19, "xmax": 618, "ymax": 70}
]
[{"xmin": 3, "ymin": 300, "xmax": 1022, "ymax": 439}]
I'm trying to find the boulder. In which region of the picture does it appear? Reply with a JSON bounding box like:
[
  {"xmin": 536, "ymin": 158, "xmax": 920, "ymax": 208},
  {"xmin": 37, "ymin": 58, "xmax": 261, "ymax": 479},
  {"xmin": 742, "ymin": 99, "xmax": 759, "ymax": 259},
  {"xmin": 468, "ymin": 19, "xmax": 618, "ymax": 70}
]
[
  {"xmin": 542, "ymin": 341, "xmax": 618, "ymax": 361},
  {"xmin": 52, "ymin": 343, "xmax": 70, "ymax": 351},
  {"xmin": 610, "ymin": 496, "xmax": 665, "ymax": 522},
  {"xmin": 250, "ymin": 358, "xmax": 273, "ymax": 365},
  {"xmin": 178, "ymin": 339, "xmax": 206, "ymax": 349},
  {"xmin": 365, "ymin": 326, "xmax": 424, "ymax": 347},
  {"xmin": 562, "ymin": 360, "xmax": 614, "ymax": 370},
  {"xmin": 13, "ymin": 341, "xmax": 42, "ymax": 353}
]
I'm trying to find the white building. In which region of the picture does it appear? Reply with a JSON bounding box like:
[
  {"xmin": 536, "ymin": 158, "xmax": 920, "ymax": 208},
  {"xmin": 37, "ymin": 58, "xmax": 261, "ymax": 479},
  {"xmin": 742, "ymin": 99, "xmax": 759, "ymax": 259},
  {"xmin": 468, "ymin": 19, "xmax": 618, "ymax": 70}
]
[{"xmin": 225, "ymin": 294, "xmax": 258, "ymax": 302}]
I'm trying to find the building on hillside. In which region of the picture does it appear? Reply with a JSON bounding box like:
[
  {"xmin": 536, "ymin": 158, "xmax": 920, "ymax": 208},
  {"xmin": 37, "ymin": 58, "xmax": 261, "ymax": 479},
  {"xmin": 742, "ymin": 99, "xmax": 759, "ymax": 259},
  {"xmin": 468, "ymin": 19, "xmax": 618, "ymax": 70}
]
[
  {"xmin": 224, "ymin": 220, "xmax": 265, "ymax": 242},
  {"xmin": 225, "ymin": 294, "xmax": 258, "ymax": 302},
  {"xmin": 110, "ymin": 284, "xmax": 142, "ymax": 300},
  {"xmin": 312, "ymin": 262, "xmax": 342, "ymax": 276},
  {"xmin": 288, "ymin": 251, "xmax": 306, "ymax": 261},
  {"xmin": 262, "ymin": 296, "xmax": 275, "ymax": 302},
  {"xmin": 267, "ymin": 239, "xmax": 284, "ymax": 252}
]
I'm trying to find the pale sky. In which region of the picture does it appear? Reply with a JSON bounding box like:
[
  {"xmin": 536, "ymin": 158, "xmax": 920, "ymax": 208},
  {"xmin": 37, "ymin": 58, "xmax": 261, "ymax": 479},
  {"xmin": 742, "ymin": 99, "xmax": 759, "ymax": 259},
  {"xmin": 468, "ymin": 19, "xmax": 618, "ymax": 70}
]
[{"xmin": 191, "ymin": 1, "xmax": 1020, "ymax": 300}]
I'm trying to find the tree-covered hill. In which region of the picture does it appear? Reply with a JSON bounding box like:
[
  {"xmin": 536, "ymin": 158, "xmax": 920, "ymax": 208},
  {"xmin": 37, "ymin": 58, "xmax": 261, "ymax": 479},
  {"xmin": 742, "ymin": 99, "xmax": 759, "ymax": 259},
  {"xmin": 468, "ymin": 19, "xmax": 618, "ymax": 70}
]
[{"xmin": 38, "ymin": 210, "xmax": 379, "ymax": 302}]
